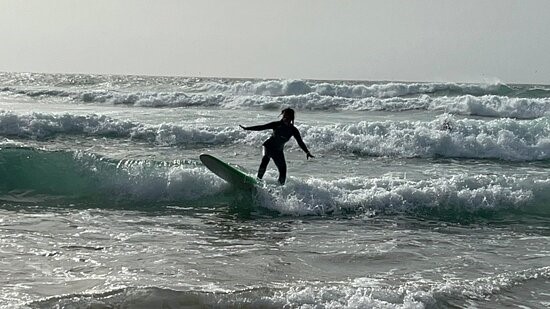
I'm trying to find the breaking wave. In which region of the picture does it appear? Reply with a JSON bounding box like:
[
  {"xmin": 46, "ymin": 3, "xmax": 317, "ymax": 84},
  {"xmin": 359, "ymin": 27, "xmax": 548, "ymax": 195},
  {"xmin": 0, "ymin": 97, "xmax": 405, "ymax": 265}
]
[
  {"xmin": 2, "ymin": 111, "xmax": 550, "ymax": 161},
  {"xmin": 1, "ymin": 147, "xmax": 549, "ymax": 218}
]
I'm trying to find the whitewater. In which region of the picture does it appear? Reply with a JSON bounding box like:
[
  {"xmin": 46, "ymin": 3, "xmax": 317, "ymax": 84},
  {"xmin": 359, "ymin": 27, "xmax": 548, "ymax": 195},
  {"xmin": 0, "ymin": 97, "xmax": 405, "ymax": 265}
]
[{"xmin": 0, "ymin": 72, "xmax": 549, "ymax": 308}]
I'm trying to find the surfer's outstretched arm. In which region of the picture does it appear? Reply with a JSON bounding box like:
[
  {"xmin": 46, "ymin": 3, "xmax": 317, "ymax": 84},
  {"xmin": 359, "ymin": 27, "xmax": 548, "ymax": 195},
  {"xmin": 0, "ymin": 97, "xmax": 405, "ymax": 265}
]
[
  {"xmin": 239, "ymin": 121, "xmax": 279, "ymax": 131},
  {"xmin": 292, "ymin": 127, "xmax": 315, "ymax": 159}
]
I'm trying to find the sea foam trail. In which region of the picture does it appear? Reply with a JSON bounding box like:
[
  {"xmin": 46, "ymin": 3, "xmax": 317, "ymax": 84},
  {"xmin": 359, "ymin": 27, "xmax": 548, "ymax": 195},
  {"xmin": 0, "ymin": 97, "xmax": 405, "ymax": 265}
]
[
  {"xmin": 2, "ymin": 111, "xmax": 550, "ymax": 161},
  {"xmin": 27, "ymin": 266, "xmax": 550, "ymax": 308}
]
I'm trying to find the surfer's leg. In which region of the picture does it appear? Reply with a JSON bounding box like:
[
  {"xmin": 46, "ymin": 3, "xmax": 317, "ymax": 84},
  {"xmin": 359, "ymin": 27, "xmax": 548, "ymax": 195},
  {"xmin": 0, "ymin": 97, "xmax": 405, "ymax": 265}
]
[
  {"xmin": 257, "ymin": 146, "xmax": 270, "ymax": 179},
  {"xmin": 272, "ymin": 151, "xmax": 287, "ymax": 185},
  {"xmin": 258, "ymin": 156, "xmax": 269, "ymax": 179}
]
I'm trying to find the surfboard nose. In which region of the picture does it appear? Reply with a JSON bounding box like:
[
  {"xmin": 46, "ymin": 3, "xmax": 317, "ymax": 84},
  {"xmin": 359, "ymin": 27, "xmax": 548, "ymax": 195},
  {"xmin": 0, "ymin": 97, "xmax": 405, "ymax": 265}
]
[{"xmin": 200, "ymin": 154, "xmax": 258, "ymax": 187}]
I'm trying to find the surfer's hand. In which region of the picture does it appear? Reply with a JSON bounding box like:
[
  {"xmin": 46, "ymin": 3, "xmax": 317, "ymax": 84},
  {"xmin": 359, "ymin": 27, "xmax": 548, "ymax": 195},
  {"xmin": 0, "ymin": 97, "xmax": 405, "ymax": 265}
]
[
  {"xmin": 306, "ymin": 152, "xmax": 315, "ymax": 160},
  {"xmin": 239, "ymin": 124, "xmax": 246, "ymax": 130}
]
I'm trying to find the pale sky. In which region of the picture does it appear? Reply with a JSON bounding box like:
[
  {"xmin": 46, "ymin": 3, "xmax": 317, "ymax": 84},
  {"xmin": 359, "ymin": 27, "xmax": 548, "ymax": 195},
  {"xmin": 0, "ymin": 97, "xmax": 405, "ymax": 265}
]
[{"xmin": 1, "ymin": 0, "xmax": 549, "ymax": 84}]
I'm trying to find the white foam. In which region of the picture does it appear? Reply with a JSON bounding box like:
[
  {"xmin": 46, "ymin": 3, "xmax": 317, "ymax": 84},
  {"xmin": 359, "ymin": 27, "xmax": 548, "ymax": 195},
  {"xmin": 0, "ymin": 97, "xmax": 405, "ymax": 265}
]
[
  {"xmin": 430, "ymin": 95, "xmax": 550, "ymax": 119},
  {"xmin": 73, "ymin": 151, "xmax": 227, "ymax": 201},
  {"xmin": 112, "ymin": 163, "xmax": 226, "ymax": 201},
  {"xmin": 256, "ymin": 173, "xmax": 539, "ymax": 216},
  {"xmin": 78, "ymin": 90, "xmax": 227, "ymax": 108},
  {"xmin": 0, "ymin": 111, "xmax": 136, "ymax": 139},
  {"xmin": 261, "ymin": 266, "xmax": 550, "ymax": 308},
  {"xmin": 73, "ymin": 154, "xmax": 547, "ymax": 213},
  {"xmin": 295, "ymin": 116, "xmax": 550, "ymax": 161},
  {"xmin": 203, "ymin": 79, "xmax": 509, "ymax": 98},
  {"xmin": 23, "ymin": 265, "xmax": 550, "ymax": 308}
]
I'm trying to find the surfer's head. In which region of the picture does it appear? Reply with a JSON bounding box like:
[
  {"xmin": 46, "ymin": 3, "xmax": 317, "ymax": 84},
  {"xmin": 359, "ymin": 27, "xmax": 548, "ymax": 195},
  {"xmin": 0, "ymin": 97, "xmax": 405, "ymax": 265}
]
[{"xmin": 281, "ymin": 108, "xmax": 295, "ymax": 125}]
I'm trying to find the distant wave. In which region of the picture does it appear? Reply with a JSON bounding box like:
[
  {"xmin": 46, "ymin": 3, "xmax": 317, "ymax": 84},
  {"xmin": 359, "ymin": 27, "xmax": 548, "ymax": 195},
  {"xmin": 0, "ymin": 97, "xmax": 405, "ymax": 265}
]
[
  {"xmin": 4, "ymin": 81, "xmax": 550, "ymax": 119},
  {"xmin": 2, "ymin": 75, "xmax": 522, "ymax": 96},
  {"xmin": 0, "ymin": 87, "xmax": 227, "ymax": 107},
  {"xmin": 3, "ymin": 86, "xmax": 550, "ymax": 118},
  {"xmin": 0, "ymin": 111, "xmax": 244, "ymax": 145},
  {"xmin": 1, "ymin": 148, "xmax": 549, "ymax": 218},
  {"xmin": 2, "ymin": 111, "xmax": 550, "ymax": 161},
  {"xmin": 3, "ymin": 72, "xmax": 550, "ymax": 99},
  {"xmin": 0, "ymin": 80, "xmax": 521, "ymax": 99},
  {"xmin": 196, "ymin": 79, "xmax": 519, "ymax": 98},
  {"xmin": 430, "ymin": 95, "xmax": 550, "ymax": 119}
]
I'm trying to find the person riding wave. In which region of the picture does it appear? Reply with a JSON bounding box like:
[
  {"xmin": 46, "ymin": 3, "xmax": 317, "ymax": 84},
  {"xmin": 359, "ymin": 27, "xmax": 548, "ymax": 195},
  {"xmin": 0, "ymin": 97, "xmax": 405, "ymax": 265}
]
[{"xmin": 239, "ymin": 108, "xmax": 314, "ymax": 185}]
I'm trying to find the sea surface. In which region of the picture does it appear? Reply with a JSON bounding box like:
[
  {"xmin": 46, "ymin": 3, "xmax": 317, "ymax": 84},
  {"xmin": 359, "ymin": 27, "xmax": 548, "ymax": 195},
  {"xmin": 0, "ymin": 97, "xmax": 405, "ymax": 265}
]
[{"xmin": 1, "ymin": 72, "xmax": 549, "ymax": 308}]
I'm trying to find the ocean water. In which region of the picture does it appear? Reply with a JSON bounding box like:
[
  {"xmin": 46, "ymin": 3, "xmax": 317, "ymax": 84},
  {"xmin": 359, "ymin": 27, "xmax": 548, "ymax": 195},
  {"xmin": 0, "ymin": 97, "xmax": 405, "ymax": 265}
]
[{"xmin": 1, "ymin": 72, "xmax": 549, "ymax": 308}]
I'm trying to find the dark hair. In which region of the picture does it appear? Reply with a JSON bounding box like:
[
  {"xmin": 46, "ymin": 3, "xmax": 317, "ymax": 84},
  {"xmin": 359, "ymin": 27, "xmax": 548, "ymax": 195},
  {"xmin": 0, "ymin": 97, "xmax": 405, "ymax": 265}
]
[{"xmin": 281, "ymin": 108, "xmax": 295, "ymax": 124}]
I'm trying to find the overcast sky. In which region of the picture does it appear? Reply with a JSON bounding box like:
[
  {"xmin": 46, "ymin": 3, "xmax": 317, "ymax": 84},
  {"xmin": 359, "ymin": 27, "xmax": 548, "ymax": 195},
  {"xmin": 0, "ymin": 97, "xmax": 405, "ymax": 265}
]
[{"xmin": 1, "ymin": 0, "xmax": 549, "ymax": 84}]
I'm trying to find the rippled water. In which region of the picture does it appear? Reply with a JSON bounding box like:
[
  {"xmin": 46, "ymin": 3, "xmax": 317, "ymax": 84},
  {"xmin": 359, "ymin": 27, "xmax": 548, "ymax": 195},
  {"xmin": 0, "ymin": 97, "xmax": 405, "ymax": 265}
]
[{"xmin": 1, "ymin": 73, "xmax": 549, "ymax": 308}]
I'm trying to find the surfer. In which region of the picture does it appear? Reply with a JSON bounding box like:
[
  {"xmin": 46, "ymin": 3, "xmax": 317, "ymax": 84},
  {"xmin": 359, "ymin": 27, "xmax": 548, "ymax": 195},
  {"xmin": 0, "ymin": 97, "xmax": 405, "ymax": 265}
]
[{"xmin": 239, "ymin": 108, "xmax": 314, "ymax": 185}]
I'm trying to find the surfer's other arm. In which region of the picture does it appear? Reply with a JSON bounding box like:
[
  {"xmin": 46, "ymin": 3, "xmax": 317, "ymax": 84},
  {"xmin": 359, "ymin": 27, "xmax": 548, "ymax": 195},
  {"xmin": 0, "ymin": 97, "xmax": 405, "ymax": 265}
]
[
  {"xmin": 239, "ymin": 122, "xmax": 279, "ymax": 131},
  {"xmin": 292, "ymin": 127, "xmax": 315, "ymax": 160}
]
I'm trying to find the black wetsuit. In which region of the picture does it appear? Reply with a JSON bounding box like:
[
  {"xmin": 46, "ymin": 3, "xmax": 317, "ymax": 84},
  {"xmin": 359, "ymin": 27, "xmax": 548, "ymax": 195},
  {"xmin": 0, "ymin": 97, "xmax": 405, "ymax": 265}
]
[{"xmin": 243, "ymin": 120, "xmax": 310, "ymax": 185}]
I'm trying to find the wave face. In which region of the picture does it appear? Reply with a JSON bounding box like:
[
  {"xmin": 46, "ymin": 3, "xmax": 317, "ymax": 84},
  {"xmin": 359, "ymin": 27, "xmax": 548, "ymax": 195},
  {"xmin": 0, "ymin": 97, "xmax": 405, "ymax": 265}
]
[
  {"xmin": 2, "ymin": 72, "xmax": 550, "ymax": 118},
  {"xmin": 0, "ymin": 147, "xmax": 224, "ymax": 202}
]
